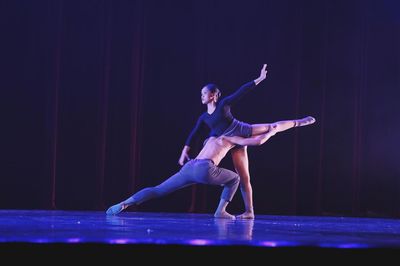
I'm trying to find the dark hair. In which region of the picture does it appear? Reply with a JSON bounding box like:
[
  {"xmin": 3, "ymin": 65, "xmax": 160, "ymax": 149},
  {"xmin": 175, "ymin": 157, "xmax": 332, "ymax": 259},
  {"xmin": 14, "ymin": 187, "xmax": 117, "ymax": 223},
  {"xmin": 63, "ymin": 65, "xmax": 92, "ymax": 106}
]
[{"xmin": 204, "ymin": 83, "xmax": 221, "ymax": 99}]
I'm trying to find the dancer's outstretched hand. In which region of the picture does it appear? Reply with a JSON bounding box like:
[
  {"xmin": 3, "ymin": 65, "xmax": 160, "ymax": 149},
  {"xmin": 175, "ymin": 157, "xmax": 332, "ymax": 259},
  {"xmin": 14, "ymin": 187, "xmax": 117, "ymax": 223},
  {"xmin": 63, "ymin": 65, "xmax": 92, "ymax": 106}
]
[
  {"xmin": 254, "ymin": 64, "xmax": 268, "ymax": 85},
  {"xmin": 259, "ymin": 64, "xmax": 268, "ymax": 80}
]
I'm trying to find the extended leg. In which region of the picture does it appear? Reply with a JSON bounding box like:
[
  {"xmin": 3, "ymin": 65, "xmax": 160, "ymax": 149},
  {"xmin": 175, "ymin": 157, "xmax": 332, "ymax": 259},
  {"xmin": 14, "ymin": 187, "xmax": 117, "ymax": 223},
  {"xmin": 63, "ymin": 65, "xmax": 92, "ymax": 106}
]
[
  {"xmin": 251, "ymin": 116, "xmax": 316, "ymax": 136},
  {"xmin": 106, "ymin": 171, "xmax": 194, "ymax": 215}
]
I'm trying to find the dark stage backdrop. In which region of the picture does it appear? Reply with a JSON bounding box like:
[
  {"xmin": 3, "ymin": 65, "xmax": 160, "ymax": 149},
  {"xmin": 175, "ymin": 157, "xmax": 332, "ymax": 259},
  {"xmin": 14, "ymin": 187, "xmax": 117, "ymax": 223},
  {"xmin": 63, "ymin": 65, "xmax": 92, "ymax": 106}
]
[{"xmin": 1, "ymin": 0, "xmax": 399, "ymax": 218}]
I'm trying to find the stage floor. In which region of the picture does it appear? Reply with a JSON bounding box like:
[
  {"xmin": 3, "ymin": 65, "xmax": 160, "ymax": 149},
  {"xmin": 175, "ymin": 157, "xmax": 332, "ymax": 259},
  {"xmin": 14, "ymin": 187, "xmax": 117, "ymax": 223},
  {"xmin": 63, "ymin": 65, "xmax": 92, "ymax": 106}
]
[{"xmin": 1, "ymin": 210, "xmax": 400, "ymax": 257}]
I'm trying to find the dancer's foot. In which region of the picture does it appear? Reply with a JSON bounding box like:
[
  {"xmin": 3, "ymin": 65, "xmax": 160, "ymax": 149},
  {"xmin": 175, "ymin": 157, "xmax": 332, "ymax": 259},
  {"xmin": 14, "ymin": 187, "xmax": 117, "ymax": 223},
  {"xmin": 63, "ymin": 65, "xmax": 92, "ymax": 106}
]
[
  {"xmin": 106, "ymin": 202, "xmax": 127, "ymax": 215},
  {"xmin": 236, "ymin": 211, "xmax": 255, "ymax": 220},
  {"xmin": 294, "ymin": 116, "xmax": 316, "ymax": 127},
  {"xmin": 214, "ymin": 211, "xmax": 236, "ymax": 220}
]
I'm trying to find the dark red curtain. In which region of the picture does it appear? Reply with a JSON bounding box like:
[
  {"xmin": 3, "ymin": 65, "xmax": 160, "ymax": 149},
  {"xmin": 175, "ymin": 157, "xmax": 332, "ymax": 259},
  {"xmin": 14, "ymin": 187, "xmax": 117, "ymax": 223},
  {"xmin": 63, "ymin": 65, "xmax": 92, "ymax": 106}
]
[
  {"xmin": 1, "ymin": 0, "xmax": 399, "ymax": 218},
  {"xmin": 0, "ymin": 0, "xmax": 145, "ymax": 210}
]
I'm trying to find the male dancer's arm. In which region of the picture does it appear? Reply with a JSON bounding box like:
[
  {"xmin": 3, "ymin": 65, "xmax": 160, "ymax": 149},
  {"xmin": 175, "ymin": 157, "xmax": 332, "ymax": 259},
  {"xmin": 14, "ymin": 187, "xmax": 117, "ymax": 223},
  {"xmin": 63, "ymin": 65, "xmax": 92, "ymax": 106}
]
[{"xmin": 222, "ymin": 127, "xmax": 277, "ymax": 146}]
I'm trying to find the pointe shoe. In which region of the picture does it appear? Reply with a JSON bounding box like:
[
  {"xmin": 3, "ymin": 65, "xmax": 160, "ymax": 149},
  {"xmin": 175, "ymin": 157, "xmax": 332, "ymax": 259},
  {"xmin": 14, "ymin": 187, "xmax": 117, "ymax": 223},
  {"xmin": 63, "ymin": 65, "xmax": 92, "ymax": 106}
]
[
  {"xmin": 307, "ymin": 116, "xmax": 316, "ymax": 124},
  {"xmin": 295, "ymin": 116, "xmax": 316, "ymax": 127},
  {"xmin": 106, "ymin": 203, "xmax": 126, "ymax": 215}
]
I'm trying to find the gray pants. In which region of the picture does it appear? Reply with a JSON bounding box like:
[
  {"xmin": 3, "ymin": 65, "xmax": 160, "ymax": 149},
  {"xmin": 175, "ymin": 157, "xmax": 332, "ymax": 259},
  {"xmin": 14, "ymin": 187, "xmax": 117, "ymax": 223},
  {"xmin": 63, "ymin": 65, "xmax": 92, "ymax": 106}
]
[{"xmin": 128, "ymin": 159, "xmax": 240, "ymax": 205}]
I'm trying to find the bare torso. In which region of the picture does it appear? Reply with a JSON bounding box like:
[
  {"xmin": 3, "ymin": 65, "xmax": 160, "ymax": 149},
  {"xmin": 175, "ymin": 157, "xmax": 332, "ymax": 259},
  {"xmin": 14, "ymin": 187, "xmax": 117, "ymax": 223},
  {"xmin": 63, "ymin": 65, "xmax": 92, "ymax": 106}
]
[{"xmin": 195, "ymin": 137, "xmax": 235, "ymax": 165}]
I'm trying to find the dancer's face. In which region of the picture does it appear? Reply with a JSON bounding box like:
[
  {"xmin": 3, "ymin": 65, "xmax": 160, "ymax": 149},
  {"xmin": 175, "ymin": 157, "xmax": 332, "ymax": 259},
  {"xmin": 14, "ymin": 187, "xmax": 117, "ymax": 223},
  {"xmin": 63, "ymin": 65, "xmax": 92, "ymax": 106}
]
[{"xmin": 201, "ymin": 87, "xmax": 215, "ymax": 104}]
